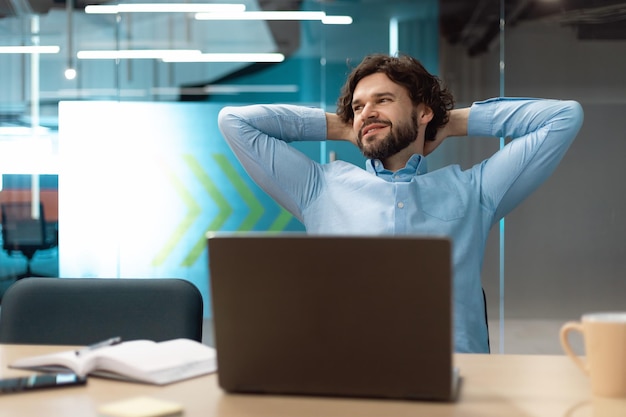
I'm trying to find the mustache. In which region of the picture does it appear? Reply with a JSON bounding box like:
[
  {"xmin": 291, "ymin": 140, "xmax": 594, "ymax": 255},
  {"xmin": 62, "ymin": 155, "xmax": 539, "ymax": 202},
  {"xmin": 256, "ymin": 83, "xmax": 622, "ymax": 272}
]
[{"xmin": 359, "ymin": 119, "xmax": 392, "ymax": 139}]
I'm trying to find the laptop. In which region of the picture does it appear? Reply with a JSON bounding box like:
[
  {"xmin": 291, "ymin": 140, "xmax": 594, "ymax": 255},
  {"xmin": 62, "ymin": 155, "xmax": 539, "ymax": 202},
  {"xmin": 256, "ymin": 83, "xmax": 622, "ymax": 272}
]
[{"xmin": 207, "ymin": 234, "xmax": 460, "ymax": 402}]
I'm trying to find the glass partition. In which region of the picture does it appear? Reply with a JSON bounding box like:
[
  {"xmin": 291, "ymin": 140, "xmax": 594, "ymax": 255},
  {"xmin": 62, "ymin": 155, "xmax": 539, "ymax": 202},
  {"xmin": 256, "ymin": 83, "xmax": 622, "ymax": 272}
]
[
  {"xmin": 500, "ymin": 0, "xmax": 626, "ymax": 354},
  {"xmin": 440, "ymin": 0, "xmax": 626, "ymax": 353}
]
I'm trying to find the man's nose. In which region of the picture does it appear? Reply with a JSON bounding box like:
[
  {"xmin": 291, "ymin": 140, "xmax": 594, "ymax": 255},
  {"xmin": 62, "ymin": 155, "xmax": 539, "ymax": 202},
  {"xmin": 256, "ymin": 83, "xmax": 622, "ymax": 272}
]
[{"xmin": 361, "ymin": 103, "xmax": 378, "ymax": 119}]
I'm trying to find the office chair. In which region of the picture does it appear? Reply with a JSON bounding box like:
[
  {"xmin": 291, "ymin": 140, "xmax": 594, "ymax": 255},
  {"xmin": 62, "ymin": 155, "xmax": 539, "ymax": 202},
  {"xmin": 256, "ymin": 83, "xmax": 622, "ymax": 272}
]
[
  {"xmin": 483, "ymin": 288, "xmax": 490, "ymax": 353},
  {"xmin": 1, "ymin": 202, "xmax": 57, "ymax": 279},
  {"xmin": 0, "ymin": 277, "xmax": 203, "ymax": 345}
]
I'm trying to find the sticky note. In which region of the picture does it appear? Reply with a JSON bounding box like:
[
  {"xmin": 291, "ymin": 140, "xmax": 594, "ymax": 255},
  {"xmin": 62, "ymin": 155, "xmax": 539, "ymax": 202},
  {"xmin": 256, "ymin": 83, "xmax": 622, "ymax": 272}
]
[{"xmin": 97, "ymin": 396, "xmax": 183, "ymax": 417}]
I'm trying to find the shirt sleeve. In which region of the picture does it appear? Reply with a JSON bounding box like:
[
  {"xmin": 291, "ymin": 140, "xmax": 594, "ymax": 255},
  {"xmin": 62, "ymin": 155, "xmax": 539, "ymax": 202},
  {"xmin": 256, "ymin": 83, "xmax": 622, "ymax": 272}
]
[
  {"xmin": 468, "ymin": 97, "xmax": 584, "ymax": 222},
  {"xmin": 217, "ymin": 104, "xmax": 327, "ymax": 220}
]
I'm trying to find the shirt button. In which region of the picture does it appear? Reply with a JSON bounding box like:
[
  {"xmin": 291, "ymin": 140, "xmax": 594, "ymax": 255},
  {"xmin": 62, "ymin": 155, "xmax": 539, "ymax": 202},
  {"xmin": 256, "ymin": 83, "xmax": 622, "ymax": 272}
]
[{"xmin": 397, "ymin": 202, "xmax": 404, "ymax": 209}]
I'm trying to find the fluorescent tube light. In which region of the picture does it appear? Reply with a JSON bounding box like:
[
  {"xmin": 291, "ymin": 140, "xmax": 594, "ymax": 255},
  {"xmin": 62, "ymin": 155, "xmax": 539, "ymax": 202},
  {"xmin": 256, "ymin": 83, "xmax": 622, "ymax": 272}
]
[
  {"xmin": 321, "ymin": 15, "xmax": 353, "ymax": 25},
  {"xmin": 76, "ymin": 50, "xmax": 283, "ymax": 62},
  {"xmin": 85, "ymin": 3, "xmax": 245, "ymax": 14},
  {"xmin": 77, "ymin": 49, "xmax": 201, "ymax": 60},
  {"xmin": 194, "ymin": 11, "xmax": 352, "ymax": 24},
  {"xmin": 195, "ymin": 11, "xmax": 326, "ymax": 20},
  {"xmin": 0, "ymin": 45, "xmax": 60, "ymax": 54},
  {"xmin": 162, "ymin": 52, "xmax": 285, "ymax": 63}
]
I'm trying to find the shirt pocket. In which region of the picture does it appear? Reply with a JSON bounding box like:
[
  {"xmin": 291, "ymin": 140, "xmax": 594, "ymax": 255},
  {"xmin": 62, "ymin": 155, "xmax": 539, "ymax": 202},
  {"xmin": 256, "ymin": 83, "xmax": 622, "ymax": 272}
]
[{"xmin": 417, "ymin": 179, "xmax": 469, "ymax": 221}]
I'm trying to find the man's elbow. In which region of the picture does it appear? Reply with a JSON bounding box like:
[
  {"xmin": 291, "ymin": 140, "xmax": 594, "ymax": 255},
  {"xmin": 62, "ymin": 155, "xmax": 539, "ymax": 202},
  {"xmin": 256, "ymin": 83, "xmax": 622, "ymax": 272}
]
[
  {"xmin": 217, "ymin": 106, "xmax": 239, "ymax": 135},
  {"xmin": 562, "ymin": 100, "xmax": 584, "ymax": 136}
]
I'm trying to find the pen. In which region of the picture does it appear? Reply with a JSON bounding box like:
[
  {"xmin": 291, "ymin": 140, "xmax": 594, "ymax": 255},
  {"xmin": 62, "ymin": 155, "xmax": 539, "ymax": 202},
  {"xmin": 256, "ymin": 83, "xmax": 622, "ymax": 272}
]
[{"xmin": 75, "ymin": 336, "xmax": 122, "ymax": 356}]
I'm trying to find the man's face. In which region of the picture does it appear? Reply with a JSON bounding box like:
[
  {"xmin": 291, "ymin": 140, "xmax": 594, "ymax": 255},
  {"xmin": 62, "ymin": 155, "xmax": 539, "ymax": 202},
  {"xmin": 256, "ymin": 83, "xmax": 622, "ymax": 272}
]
[{"xmin": 351, "ymin": 72, "xmax": 418, "ymax": 160}]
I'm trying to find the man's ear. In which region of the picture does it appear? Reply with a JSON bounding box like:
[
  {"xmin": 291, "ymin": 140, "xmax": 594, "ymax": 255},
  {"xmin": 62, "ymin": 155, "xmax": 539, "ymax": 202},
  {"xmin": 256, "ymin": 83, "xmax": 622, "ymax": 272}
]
[{"xmin": 419, "ymin": 105, "xmax": 434, "ymax": 125}]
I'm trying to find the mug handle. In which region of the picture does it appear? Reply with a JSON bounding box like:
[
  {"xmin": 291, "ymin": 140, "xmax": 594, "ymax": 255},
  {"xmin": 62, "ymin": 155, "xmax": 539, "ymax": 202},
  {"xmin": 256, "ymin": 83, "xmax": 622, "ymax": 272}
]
[{"xmin": 560, "ymin": 321, "xmax": 588, "ymax": 374}]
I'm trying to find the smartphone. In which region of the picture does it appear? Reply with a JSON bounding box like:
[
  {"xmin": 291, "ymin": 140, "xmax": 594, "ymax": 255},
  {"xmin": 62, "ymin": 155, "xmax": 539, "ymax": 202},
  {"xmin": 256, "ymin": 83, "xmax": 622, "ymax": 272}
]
[{"xmin": 0, "ymin": 373, "xmax": 87, "ymax": 394}]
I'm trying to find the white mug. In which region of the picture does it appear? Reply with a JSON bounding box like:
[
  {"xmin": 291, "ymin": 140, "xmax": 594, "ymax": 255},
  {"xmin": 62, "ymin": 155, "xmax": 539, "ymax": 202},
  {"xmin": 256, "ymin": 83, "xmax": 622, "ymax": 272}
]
[{"xmin": 560, "ymin": 312, "xmax": 626, "ymax": 398}]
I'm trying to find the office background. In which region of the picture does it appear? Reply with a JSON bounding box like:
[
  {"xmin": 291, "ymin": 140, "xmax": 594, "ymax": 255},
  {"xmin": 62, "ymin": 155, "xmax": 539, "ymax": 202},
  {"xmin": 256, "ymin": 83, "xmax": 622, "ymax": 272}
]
[{"xmin": 1, "ymin": 0, "xmax": 625, "ymax": 353}]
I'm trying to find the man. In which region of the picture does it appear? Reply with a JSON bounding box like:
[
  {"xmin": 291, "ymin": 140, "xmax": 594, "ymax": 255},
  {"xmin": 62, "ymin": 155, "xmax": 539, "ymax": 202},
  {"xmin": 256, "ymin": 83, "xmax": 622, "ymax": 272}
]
[{"xmin": 217, "ymin": 54, "xmax": 583, "ymax": 353}]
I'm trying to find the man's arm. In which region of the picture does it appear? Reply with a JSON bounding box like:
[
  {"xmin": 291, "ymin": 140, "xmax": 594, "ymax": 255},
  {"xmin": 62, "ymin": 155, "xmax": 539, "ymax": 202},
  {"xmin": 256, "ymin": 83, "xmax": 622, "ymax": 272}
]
[
  {"xmin": 470, "ymin": 98, "xmax": 584, "ymax": 222},
  {"xmin": 218, "ymin": 104, "xmax": 328, "ymax": 220}
]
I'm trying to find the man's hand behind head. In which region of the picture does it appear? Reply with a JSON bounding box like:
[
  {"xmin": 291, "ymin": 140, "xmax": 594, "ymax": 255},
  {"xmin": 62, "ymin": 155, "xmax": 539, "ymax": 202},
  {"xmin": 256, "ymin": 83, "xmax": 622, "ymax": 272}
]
[{"xmin": 423, "ymin": 108, "xmax": 470, "ymax": 157}]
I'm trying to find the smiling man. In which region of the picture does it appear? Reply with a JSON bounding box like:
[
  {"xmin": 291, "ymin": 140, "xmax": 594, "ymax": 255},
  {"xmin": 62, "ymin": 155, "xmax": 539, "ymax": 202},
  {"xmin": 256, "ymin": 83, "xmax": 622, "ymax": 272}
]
[{"xmin": 217, "ymin": 53, "xmax": 584, "ymax": 353}]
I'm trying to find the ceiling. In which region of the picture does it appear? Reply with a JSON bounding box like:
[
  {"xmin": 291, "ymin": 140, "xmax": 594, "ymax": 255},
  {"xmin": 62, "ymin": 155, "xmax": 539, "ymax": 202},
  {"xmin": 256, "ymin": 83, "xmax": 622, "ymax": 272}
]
[
  {"xmin": 3, "ymin": 0, "xmax": 626, "ymax": 55},
  {"xmin": 1, "ymin": 0, "xmax": 625, "ymax": 111},
  {"xmin": 440, "ymin": 0, "xmax": 626, "ymax": 56},
  {"xmin": 0, "ymin": 0, "xmax": 624, "ymax": 131}
]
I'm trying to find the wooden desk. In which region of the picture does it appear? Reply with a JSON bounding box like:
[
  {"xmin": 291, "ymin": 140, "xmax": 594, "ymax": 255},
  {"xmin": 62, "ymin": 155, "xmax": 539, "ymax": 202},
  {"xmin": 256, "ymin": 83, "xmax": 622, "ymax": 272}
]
[{"xmin": 1, "ymin": 344, "xmax": 625, "ymax": 417}]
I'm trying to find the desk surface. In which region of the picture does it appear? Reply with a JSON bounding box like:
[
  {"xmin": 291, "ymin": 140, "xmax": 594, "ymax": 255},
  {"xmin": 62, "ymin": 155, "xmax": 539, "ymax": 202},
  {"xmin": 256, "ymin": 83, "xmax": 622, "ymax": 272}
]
[{"xmin": 1, "ymin": 344, "xmax": 625, "ymax": 417}]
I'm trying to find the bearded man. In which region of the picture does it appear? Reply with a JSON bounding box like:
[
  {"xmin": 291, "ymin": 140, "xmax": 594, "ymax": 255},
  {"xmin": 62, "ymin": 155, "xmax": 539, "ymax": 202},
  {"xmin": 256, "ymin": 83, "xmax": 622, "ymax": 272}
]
[{"xmin": 217, "ymin": 53, "xmax": 583, "ymax": 353}]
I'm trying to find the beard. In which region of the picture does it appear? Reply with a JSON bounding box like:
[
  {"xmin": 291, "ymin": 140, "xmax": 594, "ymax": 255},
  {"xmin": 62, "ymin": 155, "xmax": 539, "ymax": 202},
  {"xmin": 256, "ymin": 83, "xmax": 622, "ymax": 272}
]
[{"xmin": 356, "ymin": 111, "xmax": 419, "ymax": 160}]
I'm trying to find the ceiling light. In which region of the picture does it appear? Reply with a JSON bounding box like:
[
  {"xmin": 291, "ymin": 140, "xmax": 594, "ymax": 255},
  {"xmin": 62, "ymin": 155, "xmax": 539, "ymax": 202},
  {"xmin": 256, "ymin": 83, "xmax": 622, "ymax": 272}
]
[
  {"xmin": 0, "ymin": 46, "xmax": 60, "ymax": 54},
  {"xmin": 194, "ymin": 11, "xmax": 352, "ymax": 24},
  {"xmin": 85, "ymin": 3, "xmax": 245, "ymax": 14},
  {"xmin": 162, "ymin": 53, "xmax": 285, "ymax": 63},
  {"xmin": 195, "ymin": 11, "xmax": 326, "ymax": 20},
  {"xmin": 64, "ymin": 68, "xmax": 77, "ymax": 80},
  {"xmin": 321, "ymin": 15, "xmax": 353, "ymax": 25},
  {"xmin": 77, "ymin": 49, "xmax": 202, "ymax": 60}
]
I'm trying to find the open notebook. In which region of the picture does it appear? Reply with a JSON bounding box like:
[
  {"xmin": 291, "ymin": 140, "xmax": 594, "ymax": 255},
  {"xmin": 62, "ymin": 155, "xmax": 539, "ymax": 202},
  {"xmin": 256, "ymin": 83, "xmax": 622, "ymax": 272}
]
[{"xmin": 208, "ymin": 234, "xmax": 460, "ymax": 402}]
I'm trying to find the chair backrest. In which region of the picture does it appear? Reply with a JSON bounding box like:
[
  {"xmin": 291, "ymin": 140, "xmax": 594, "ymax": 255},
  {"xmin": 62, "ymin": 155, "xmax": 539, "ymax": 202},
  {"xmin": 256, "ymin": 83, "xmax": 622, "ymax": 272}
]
[
  {"xmin": 1, "ymin": 202, "xmax": 49, "ymax": 253},
  {"xmin": 0, "ymin": 278, "xmax": 203, "ymax": 345}
]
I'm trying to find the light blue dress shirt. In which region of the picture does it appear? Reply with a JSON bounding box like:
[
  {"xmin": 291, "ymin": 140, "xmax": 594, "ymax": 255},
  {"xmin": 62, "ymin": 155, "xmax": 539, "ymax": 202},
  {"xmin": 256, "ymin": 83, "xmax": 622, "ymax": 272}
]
[{"xmin": 218, "ymin": 97, "xmax": 584, "ymax": 353}]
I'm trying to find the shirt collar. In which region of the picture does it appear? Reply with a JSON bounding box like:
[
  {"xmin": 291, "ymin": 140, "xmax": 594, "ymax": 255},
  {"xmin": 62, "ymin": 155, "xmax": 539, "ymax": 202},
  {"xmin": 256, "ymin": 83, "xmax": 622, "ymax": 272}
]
[{"xmin": 366, "ymin": 154, "xmax": 428, "ymax": 177}]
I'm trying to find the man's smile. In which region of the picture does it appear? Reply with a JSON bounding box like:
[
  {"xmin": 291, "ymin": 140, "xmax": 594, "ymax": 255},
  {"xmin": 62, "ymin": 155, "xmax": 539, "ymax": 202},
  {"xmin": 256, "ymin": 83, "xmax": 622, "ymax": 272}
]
[{"xmin": 360, "ymin": 122, "xmax": 390, "ymax": 140}]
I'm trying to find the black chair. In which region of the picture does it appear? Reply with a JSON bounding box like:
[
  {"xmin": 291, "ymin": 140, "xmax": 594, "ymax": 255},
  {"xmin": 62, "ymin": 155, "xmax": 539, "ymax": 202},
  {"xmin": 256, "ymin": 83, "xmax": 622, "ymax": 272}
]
[
  {"xmin": 483, "ymin": 288, "xmax": 490, "ymax": 353},
  {"xmin": 1, "ymin": 202, "xmax": 57, "ymax": 279},
  {"xmin": 0, "ymin": 277, "xmax": 203, "ymax": 345}
]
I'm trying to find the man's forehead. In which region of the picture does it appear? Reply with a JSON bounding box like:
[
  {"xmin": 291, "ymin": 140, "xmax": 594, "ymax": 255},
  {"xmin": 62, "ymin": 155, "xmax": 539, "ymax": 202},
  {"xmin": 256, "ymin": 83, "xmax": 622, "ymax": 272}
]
[{"xmin": 352, "ymin": 73, "xmax": 407, "ymax": 101}]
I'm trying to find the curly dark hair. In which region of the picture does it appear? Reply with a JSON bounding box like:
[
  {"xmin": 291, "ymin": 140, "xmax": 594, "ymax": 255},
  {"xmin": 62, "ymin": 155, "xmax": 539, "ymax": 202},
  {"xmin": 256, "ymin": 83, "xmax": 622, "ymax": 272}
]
[{"xmin": 336, "ymin": 53, "xmax": 455, "ymax": 141}]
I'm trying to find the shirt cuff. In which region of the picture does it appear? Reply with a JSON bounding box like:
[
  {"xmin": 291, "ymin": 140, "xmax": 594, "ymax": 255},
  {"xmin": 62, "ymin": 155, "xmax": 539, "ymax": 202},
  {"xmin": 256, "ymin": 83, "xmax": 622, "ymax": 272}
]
[
  {"xmin": 301, "ymin": 107, "xmax": 328, "ymax": 142},
  {"xmin": 467, "ymin": 97, "xmax": 501, "ymax": 137}
]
